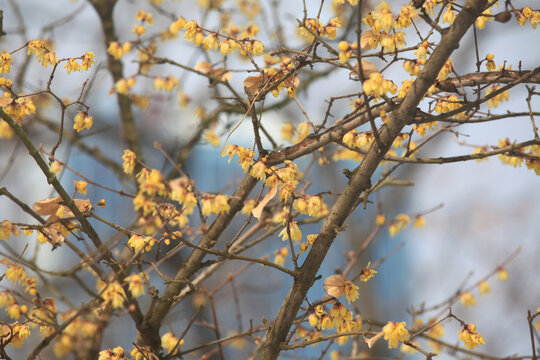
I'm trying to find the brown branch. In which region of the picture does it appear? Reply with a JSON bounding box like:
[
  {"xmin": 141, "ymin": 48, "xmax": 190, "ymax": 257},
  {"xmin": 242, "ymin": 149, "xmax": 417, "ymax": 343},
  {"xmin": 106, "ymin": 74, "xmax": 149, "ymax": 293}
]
[
  {"xmin": 255, "ymin": 1, "xmax": 489, "ymax": 358},
  {"xmin": 88, "ymin": 0, "xmax": 142, "ymax": 160},
  {"xmin": 137, "ymin": 173, "xmax": 258, "ymax": 350}
]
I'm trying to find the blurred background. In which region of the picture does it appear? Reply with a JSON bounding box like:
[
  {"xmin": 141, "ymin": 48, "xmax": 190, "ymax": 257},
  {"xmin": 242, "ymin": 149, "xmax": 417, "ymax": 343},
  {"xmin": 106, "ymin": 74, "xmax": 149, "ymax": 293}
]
[{"xmin": 0, "ymin": 0, "xmax": 539, "ymax": 359}]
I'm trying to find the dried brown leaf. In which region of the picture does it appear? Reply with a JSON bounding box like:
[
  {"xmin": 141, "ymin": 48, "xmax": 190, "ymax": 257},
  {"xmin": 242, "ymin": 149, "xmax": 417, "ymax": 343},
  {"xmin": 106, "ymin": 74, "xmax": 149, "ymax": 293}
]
[
  {"xmin": 243, "ymin": 74, "xmax": 264, "ymax": 96},
  {"xmin": 323, "ymin": 274, "xmax": 347, "ymax": 298},
  {"xmin": 33, "ymin": 196, "xmax": 63, "ymax": 216},
  {"xmin": 252, "ymin": 185, "xmax": 278, "ymax": 219}
]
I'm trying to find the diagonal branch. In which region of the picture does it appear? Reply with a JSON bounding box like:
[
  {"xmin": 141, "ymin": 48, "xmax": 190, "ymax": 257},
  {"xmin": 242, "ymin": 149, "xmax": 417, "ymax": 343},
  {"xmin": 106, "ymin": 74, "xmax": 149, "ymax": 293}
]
[
  {"xmin": 255, "ymin": 0, "xmax": 489, "ymax": 358},
  {"xmin": 137, "ymin": 173, "xmax": 258, "ymax": 350}
]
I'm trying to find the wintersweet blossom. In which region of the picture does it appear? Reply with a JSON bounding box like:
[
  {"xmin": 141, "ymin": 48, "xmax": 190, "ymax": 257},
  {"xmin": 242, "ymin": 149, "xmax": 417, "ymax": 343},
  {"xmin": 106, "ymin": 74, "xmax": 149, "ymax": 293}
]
[
  {"xmin": 458, "ymin": 323, "xmax": 485, "ymax": 349},
  {"xmin": 383, "ymin": 321, "xmax": 410, "ymax": 349}
]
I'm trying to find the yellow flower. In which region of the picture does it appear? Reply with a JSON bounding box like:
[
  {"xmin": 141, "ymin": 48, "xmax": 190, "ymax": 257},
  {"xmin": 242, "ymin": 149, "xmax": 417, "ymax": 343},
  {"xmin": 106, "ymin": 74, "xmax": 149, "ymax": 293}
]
[
  {"xmin": 183, "ymin": 20, "xmax": 198, "ymax": 41},
  {"xmin": 496, "ymin": 268, "xmax": 508, "ymax": 280},
  {"xmin": 27, "ymin": 40, "xmax": 47, "ymax": 57},
  {"xmin": 81, "ymin": 52, "xmax": 95, "ymax": 71},
  {"xmin": 102, "ymin": 281, "xmax": 126, "ymax": 309},
  {"xmin": 214, "ymin": 194, "xmax": 230, "ymax": 214},
  {"xmin": 73, "ymin": 180, "xmax": 88, "ymax": 195},
  {"xmin": 132, "ymin": 25, "xmax": 146, "ymax": 36},
  {"xmin": 294, "ymin": 122, "xmax": 310, "ymax": 143},
  {"xmin": 204, "ymin": 129, "xmax": 220, "ymax": 147},
  {"xmin": 107, "ymin": 42, "xmax": 131, "ymax": 60},
  {"xmin": 486, "ymin": 86, "xmax": 509, "ymax": 108},
  {"xmin": 251, "ymin": 40, "xmax": 264, "ymax": 56},
  {"xmin": 0, "ymin": 220, "xmax": 20, "ymax": 241},
  {"xmin": 99, "ymin": 347, "xmax": 126, "ymax": 360},
  {"xmin": 220, "ymin": 39, "xmax": 236, "ymax": 55},
  {"xmin": 437, "ymin": 58, "xmax": 453, "ymax": 81},
  {"xmin": 128, "ymin": 234, "xmax": 147, "ymax": 253},
  {"xmin": 458, "ymin": 323, "xmax": 485, "ymax": 349},
  {"xmin": 221, "ymin": 145, "xmax": 255, "ymax": 171},
  {"xmin": 485, "ymin": 54, "xmax": 496, "ymax": 71},
  {"xmin": 0, "ymin": 50, "xmax": 12, "ymax": 74},
  {"xmin": 383, "ymin": 321, "xmax": 410, "ymax": 349},
  {"xmin": 388, "ymin": 222, "xmax": 399, "ymax": 237},
  {"xmin": 359, "ymin": 261, "xmax": 377, "ymax": 282},
  {"xmin": 162, "ymin": 332, "xmax": 184, "ymax": 354},
  {"xmin": 170, "ymin": 17, "xmax": 186, "ymax": 35},
  {"xmin": 64, "ymin": 58, "xmax": 80, "ymax": 74},
  {"xmin": 376, "ymin": 214, "xmax": 385, "ymax": 226},
  {"xmin": 396, "ymin": 4, "xmax": 417, "ymax": 28},
  {"xmin": 460, "ymin": 292, "xmax": 476, "ymax": 307},
  {"xmin": 73, "ymin": 111, "xmax": 93, "ymax": 132},
  {"xmin": 248, "ymin": 161, "xmax": 266, "ymax": 180},
  {"xmin": 122, "ymin": 149, "xmax": 136, "ymax": 174},
  {"xmin": 476, "ymin": 9, "xmax": 493, "ymax": 30},
  {"xmin": 442, "ymin": 5, "xmax": 456, "ymax": 24},
  {"xmin": 279, "ymin": 221, "xmax": 302, "ymax": 242},
  {"xmin": 343, "ymin": 280, "xmax": 359, "ymax": 303},
  {"xmin": 202, "ymin": 33, "xmax": 219, "ymax": 51},
  {"xmin": 5, "ymin": 265, "xmax": 27, "ymax": 285},
  {"xmin": 308, "ymin": 313, "xmax": 318, "ymax": 327},
  {"xmin": 135, "ymin": 9, "xmax": 153, "ymax": 25},
  {"xmin": 412, "ymin": 215, "xmax": 426, "ymax": 228},
  {"xmin": 140, "ymin": 169, "xmax": 167, "ymax": 196},
  {"xmin": 273, "ymin": 247, "xmax": 288, "ymax": 266},
  {"xmin": 478, "ymin": 281, "xmax": 490, "ymax": 296},
  {"xmin": 114, "ymin": 77, "xmax": 135, "ymax": 95},
  {"xmin": 372, "ymin": 1, "xmax": 395, "ymax": 33},
  {"xmin": 278, "ymin": 122, "xmax": 294, "ymax": 143},
  {"xmin": 49, "ymin": 161, "xmax": 62, "ymax": 176},
  {"xmin": 125, "ymin": 273, "xmax": 145, "ymax": 297},
  {"xmin": 154, "ymin": 76, "xmax": 179, "ymax": 91},
  {"xmin": 522, "ymin": 7, "xmax": 533, "ymax": 18},
  {"xmin": 10, "ymin": 323, "xmax": 31, "ymax": 348},
  {"xmin": 39, "ymin": 52, "xmax": 58, "ymax": 68}
]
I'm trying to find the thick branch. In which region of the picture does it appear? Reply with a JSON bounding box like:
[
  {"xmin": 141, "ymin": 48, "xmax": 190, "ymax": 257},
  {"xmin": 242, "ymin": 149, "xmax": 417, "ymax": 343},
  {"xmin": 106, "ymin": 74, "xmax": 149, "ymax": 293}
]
[
  {"xmin": 137, "ymin": 174, "xmax": 258, "ymax": 350},
  {"xmin": 255, "ymin": 0, "xmax": 489, "ymax": 358},
  {"xmin": 88, "ymin": 0, "xmax": 142, "ymax": 159}
]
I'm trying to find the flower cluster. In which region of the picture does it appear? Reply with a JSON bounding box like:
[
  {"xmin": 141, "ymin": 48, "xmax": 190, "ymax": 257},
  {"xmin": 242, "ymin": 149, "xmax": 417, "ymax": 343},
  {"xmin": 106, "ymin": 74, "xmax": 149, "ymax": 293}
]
[
  {"xmin": 299, "ymin": 17, "xmax": 343, "ymax": 42},
  {"xmin": 0, "ymin": 220, "xmax": 20, "ymax": 241},
  {"xmin": 0, "ymin": 50, "xmax": 12, "ymax": 74},
  {"xmin": 382, "ymin": 321, "xmax": 410, "ymax": 349},
  {"xmin": 154, "ymin": 76, "xmax": 179, "ymax": 92},
  {"xmin": 323, "ymin": 274, "xmax": 360, "ymax": 303},
  {"xmin": 458, "ymin": 323, "xmax": 485, "ymax": 349},
  {"xmin": 161, "ymin": 332, "xmax": 184, "ymax": 354},
  {"xmin": 278, "ymin": 221, "xmax": 302, "ymax": 242},
  {"xmin": 518, "ymin": 7, "xmax": 540, "ymax": 28},
  {"xmin": 342, "ymin": 129, "xmax": 374, "ymax": 150},
  {"xmin": 363, "ymin": 72, "xmax": 397, "ymax": 99},
  {"xmin": 32, "ymin": 196, "xmax": 91, "ymax": 246},
  {"xmin": 107, "ymin": 42, "xmax": 132, "ymax": 60},
  {"xmin": 222, "ymin": 144, "xmax": 255, "ymax": 172},
  {"xmin": 201, "ymin": 194, "xmax": 230, "ymax": 216},
  {"xmin": 170, "ymin": 18, "xmax": 264, "ymax": 57},
  {"xmin": 27, "ymin": 40, "xmax": 58, "ymax": 68},
  {"xmin": 293, "ymin": 195, "xmax": 326, "ymax": 217},
  {"xmin": 388, "ymin": 214, "xmax": 410, "ymax": 237},
  {"xmin": 1, "ymin": 97, "xmax": 36, "ymax": 124},
  {"xmin": 73, "ymin": 111, "xmax": 94, "ymax": 132},
  {"xmin": 310, "ymin": 303, "xmax": 360, "ymax": 343},
  {"xmin": 64, "ymin": 52, "xmax": 95, "ymax": 74},
  {"xmin": 486, "ymin": 85, "xmax": 510, "ymax": 108}
]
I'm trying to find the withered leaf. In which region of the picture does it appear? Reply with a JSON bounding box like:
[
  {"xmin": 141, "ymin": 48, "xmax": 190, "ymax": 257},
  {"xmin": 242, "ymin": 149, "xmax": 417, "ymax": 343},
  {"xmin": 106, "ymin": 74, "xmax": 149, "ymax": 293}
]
[{"xmin": 323, "ymin": 274, "xmax": 347, "ymax": 298}]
